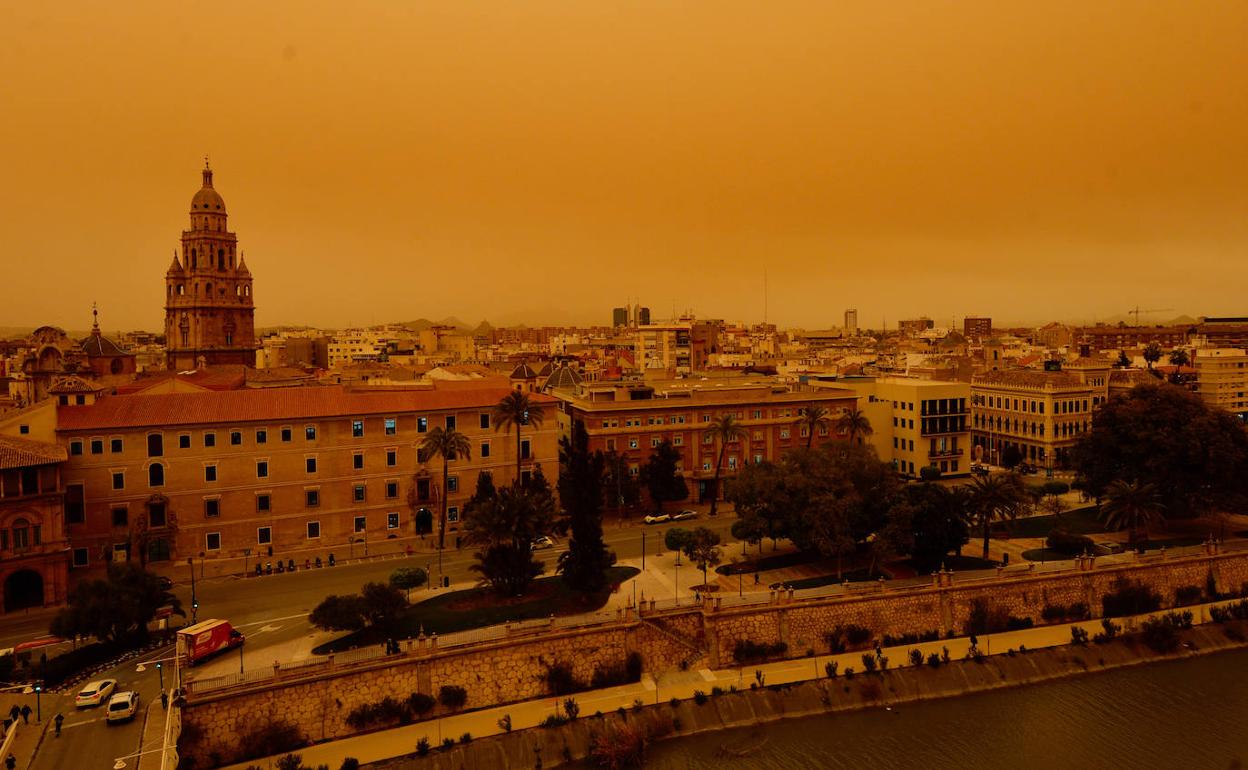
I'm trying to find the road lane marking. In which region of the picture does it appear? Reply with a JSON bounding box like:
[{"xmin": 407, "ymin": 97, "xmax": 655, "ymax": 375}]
[
  {"xmin": 235, "ymin": 613, "xmax": 309, "ymax": 628},
  {"xmin": 257, "ymin": 625, "xmax": 283, "ymax": 634}
]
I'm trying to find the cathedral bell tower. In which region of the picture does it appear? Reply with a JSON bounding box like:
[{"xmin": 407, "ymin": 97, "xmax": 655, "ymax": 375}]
[{"xmin": 164, "ymin": 160, "xmax": 257, "ymax": 370}]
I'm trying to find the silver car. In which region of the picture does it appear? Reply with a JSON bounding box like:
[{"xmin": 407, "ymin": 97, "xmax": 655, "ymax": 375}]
[{"xmin": 106, "ymin": 691, "xmax": 140, "ymax": 723}]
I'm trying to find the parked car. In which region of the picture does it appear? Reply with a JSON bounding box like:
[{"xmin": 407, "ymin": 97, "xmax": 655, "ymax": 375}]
[
  {"xmin": 971, "ymin": 463, "xmax": 990, "ymax": 476},
  {"xmin": 76, "ymin": 679, "xmax": 117, "ymax": 708},
  {"xmin": 530, "ymin": 536, "xmax": 555, "ymax": 551},
  {"xmin": 106, "ymin": 691, "xmax": 140, "ymax": 723},
  {"xmin": 643, "ymin": 513, "xmax": 671, "ymax": 525},
  {"xmin": 669, "ymin": 510, "xmax": 697, "ymax": 522}
]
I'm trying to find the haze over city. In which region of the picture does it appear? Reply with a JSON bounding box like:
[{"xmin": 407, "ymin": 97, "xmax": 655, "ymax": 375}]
[{"xmin": 3, "ymin": 1, "xmax": 1247, "ymax": 330}]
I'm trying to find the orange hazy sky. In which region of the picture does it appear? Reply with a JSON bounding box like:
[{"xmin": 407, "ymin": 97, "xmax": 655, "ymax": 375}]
[{"xmin": 2, "ymin": 1, "xmax": 1246, "ymax": 331}]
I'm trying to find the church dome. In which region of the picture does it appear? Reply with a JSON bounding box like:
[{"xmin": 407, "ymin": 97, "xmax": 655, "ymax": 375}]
[{"xmin": 190, "ymin": 163, "xmax": 226, "ymax": 212}]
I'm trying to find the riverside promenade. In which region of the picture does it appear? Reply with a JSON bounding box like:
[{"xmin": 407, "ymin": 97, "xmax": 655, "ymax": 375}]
[{"xmin": 219, "ymin": 598, "xmax": 1239, "ymax": 770}]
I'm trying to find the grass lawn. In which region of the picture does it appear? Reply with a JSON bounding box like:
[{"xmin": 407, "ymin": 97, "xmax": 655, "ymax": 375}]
[
  {"xmin": 999, "ymin": 506, "xmax": 1103, "ymax": 538},
  {"xmin": 773, "ymin": 568, "xmax": 885, "ymax": 590},
  {"xmin": 314, "ymin": 566, "xmax": 640, "ymax": 654},
  {"xmin": 716, "ymin": 549, "xmax": 820, "ymax": 575}
]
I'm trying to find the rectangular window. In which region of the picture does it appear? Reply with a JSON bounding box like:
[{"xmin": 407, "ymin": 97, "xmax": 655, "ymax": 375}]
[
  {"xmin": 179, "ymin": 434, "xmax": 191, "ymax": 449},
  {"xmin": 353, "ymin": 452, "xmax": 364, "ymax": 470},
  {"xmin": 305, "ymin": 489, "xmax": 320, "ymax": 507},
  {"xmin": 110, "ymin": 437, "xmax": 123, "ymax": 453},
  {"xmin": 384, "ymin": 417, "xmax": 397, "ymax": 435},
  {"xmin": 111, "ymin": 471, "xmax": 125, "ymax": 490},
  {"xmin": 204, "ymin": 432, "xmax": 216, "ymax": 448},
  {"xmin": 112, "ymin": 507, "xmax": 128, "ymax": 527},
  {"xmin": 205, "ymin": 498, "xmax": 220, "ymax": 518},
  {"xmin": 256, "ymin": 429, "xmax": 267, "ymax": 444},
  {"xmin": 307, "ymin": 521, "xmax": 321, "ymax": 539},
  {"xmin": 417, "ymin": 417, "xmax": 428, "ymax": 433},
  {"xmin": 521, "ymin": 439, "xmax": 531, "ymax": 459},
  {"xmin": 256, "ymin": 460, "xmax": 269, "ymax": 478},
  {"xmin": 385, "ymin": 480, "xmax": 398, "ymax": 499},
  {"xmin": 388, "ymin": 512, "xmax": 400, "ymax": 529},
  {"xmin": 447, "ymin": 506, "xmax": 459, "ymax": 523},
  {"xmin": 445, "ymin": 415, "xmax": 457, "ymax": 431},
  {"xmin": 352, "ymin": 419, "xmax": 364, "ymax": 438},
  {"xmin": 66, "ymin": 484, "xmax": 85, "ymax": 524},
  {"xmin": 90, "ymin": 439, "xmax": 104, "ymax": 455},
  {"xmin": 353, "ymin": 484, "xmax": 366, "ymax": 502},
  {"xmin": 70, "ymin": 440, "xmax": 83, "ymax": 456},
  {"xmin": 305, "ymin": 425, "xmax": 317, "ymax": 441},
  {"xmin": 147, "ymin": 433, "xmax": 163, "ymax": 457},
  {"xmin": 230, "ymin": 430, "xmax": 242, "ymax": 446},
  {"xmin": 257, "ymin": 493, "xmax": 271, "ymax": 512},
  {"xmin": 651, "ymin": 437, "xmax": 661, "ymax": 447},
  {"xmin": 148, "ymin": 502, "xmax": 167, "ymax": 528},
  {"xmin": 306, "ymin": 457, "xmax": 317, "ymax": 473},
  {"xmin": 72, "ymin": 548, "xmax": 89, "ymax": 568},
  {"xmin": 205, "ymin": 532, "xmax": 221, "ymax": 551},
  {"xmin": 205, "ymin": 464, "xmax": 217, "ymax": 482},
  {"xmin": 281, "ymin": 427, "xmax": 293, "ymax": 442},
  {"xmin": 386, "ymin": 449, "xmax": 397, "ymax": 466},
  {"xmin": 354, "ymin": 515, "xmax": 367, "ymax": 533},
  {"xmin": 479, "ymin": 413, "xmax": 490, "ymax": 429},
  {"xmin": 480, "ymin": 442, "xmax": 490, "ymax": 458},
  {"xmin": 258, "ymin": 526, "xmax": 272, "ymax": 545},
  {"xmin": 447, "ymin": 476, "xmax": 459, "ymax": 493}
]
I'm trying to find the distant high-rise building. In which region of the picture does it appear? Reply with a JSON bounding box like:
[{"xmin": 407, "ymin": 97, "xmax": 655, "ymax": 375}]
[
  {"xmin": 637, "ymin": 306, "xmax": 651, "ymax": 326},
  {"xmin": 899, "ymin": 318, "xmax": 934, "ymax": 337},
  {"xmin": 963, "ymin": 316, "xmax": 992, "ymax": 341},
  {"xmin": 164, "ymin": 161, "xmax": 257, "ymax": 370},
  {"xmin": 612, "ymin": 307, "xmax": 629, "ymax": 327},
  {"xmin": 844, "ymin": 308, "xmax": 858, "ymax": 332}
]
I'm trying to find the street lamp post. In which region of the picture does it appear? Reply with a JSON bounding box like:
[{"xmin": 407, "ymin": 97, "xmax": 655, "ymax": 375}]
[
  {"xmin": 239, "ymin": 642, "xmax": 244, "ymax": 674},
  {"xmin": 641, "ymin": 531, "xmax": 646, "ymax": 570},
  {"xmin": 242, "ymin": 547, "xmax": 251, "ymax": 576},
  {"xmin": 674, "ymin": 562, "xmax": 680, "ymax": 606},
  {"xmin": 156, "ymin": 662, "xmax": 163, "ymax": 691},
  {"xmin": 34, "ymin": 683, "xmax": 41, "ymax": 722},
  {"xmin": 187, "ymin": 557, "xmax": 198, "ymax": 624}
]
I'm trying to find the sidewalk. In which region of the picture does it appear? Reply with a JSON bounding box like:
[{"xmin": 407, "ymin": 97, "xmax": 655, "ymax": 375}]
[
  {"xmin": 220, "ymin": 599, "xmax": 1237, "ymax": 770},
  {"xmin": 1, "ymin": 690, "xmax": 58, "ymax": 770}
]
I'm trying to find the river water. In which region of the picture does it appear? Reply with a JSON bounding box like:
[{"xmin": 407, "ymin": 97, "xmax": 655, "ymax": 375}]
[{"xmin": 637, "ymin": 649, "xmax": 1248, "ymax": 770}]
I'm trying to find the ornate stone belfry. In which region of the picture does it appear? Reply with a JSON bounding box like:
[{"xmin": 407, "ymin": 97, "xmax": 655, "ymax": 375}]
[{"xmin": 164, "ymin": 160, "xmax": 257, "ymax": 370}]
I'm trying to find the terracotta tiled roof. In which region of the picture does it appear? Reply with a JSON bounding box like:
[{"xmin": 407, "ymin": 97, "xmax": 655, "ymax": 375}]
[
  {"xmin": 973, "ymin": 369, "xmax": 1084, "ymax": 388},
  {"xmin": 0, "ymin": 435, "xmax": 67, "ymax": 469},
  {"xmin": 57, "ymin": 384, "xmax": 556, "ymax": 431}
]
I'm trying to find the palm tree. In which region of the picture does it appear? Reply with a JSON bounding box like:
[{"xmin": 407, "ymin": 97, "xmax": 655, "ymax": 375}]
[
  {"xmin": 419, "ymin": 427, "xmax": 472, "ymax": 550},
  {"xmin": 704, "ymin": 414, "xmax": 747, "ymax": 516},
  {"xmin": 1099, "ymin": 480, "xmax": 1164, "ymax": 544},
  {"xmin": 967, "ymin": 472, "xmax": 1029, "ymax": 561},
  {"xmin": 493, "ymin": 390, "xmax": 546, "ymax": 484},
  {"xmin": 1168, "ymin": 349, "xmax": 1190, "ymax": 368},
  {"xmin": 834, "ymin": 407, "xmax": 873, "ymax": 445},
  {"xmin": 794, "ymin": 402, "xmax": 832, "ymax": 449}
]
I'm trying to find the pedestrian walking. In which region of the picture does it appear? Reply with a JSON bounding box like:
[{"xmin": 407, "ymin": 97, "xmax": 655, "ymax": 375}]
[
  {"xmin": 54, "ymin": 713, "xmax": 63, "ymax": 736},
  {"xmin": 5, "ymin": 753, "xmax": 15, "ymax": 769},
  {"xmin": 19, "ymin": 705, "xmax": 31, "ymax": 724},
  {"xmin": 6, "ymin": 705, "xmax": 17, "ymax": 724}
]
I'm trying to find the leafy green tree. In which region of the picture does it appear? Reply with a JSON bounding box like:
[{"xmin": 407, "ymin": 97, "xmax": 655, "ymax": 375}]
[
  {"xmin": 1115, "ymin": 350, "xmax": 1131, "ymax": 368},
  {"xmin": 641, "ymin": 440, "xmax": 688, "ymax": 512},
  {"xmin": 419, "ymin": 427, "xmax": 472, "ymax": 550},
  {"xmin": 834, "ymin": 407, "xmax": 873, "ymax": 444},
  {"xmin": 730, "ymin": 517, "xmax": 767, "ymax": 555},
  {"xmin": 493, "ymin": 390, "xmax": 546, "ymax": 482},
  {"xmin": 1072, "ymin": 383, "xmax": 1248, "ymax": 519},
  {"xmin": 1099, "ymin": 480, "xmax": 1165, "ymax": 543},
  {"xmin": 726, "ymin": 461, "xmax": 789, "ymax": 550},
  {"xmin": 904, "ymin": 483, "xmax": 970, "ymax": 572},
  {"xmin": 664, "ymin": 527, "xmax": 694, "ymax": 563},
  {"xmin": 967, "ymin": 472, "xmax": 1029, "ymax": 560},
  {"xmin": 464, "ymin": 485, "xmax": 556, "ymax": 596},
  {"xmin": 1168, "ymin": 349, "xmax": 1190, "ymax": 368},
  {"xmin": 468, "ymin": 470, "xmax": 497, "ymax": 509},
  {"xmin": 309, "ymin": 594, "xmax": 366, "ymax": 632},
  {"xmin": 794, "ymin": 402, "xmax": 832, "ymax": 449},
  {"xmin": 602, "ymin": 451, "xmax": 641, "ymax": 514},
  {"xmin": 999, "ymin": 444, "xmax": 1023, "ymax": 470},
  {"xmin": 1142, "ymin": 342, "xmax": 1163, "ymax": 370},
  {"xmin": 681, "ymin": 527, "xmax": 723, "ymax": 589},
  {"xmin": 557, "ymin": 421, "xmax": 616, "ymax": 594},
  {"xmin": 703, "ymin": 414, "xmax": 747, "ymax": 515},
  {"xmin": 389, "ymin": 567, "xmax": 428, "ymax": 599},
  {"xmin": 359, "ymin": 582, "xmax": 408, "ymax": 633},
  {"xmin": 50, "ymin": 563, "xmax": 183, "ymax": 644},
  {"xmin": 807, "ymin": 493, "xmax": 857, "ymax": 579}
]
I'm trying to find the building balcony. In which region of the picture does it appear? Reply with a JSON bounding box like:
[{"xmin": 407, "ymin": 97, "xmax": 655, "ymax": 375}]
[
  {"xmin": 928, "ymin": 448, "xmax": 964, "ymax": 459},
  {"xmin": 920, "ymin": 419, "xmax": 967, "ymax": 437}
]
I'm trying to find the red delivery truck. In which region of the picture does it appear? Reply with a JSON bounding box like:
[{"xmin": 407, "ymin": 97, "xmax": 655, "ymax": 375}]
[{"xmin": 177, "ymin": 619, "xmax": 245, "ymax": 666}]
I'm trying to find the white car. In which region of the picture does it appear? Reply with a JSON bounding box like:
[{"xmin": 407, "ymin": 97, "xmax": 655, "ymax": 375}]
[
  {"xmin": 530, "ymin": 536, "xmax": 555, "ymax": 551},
  {"xmin": 106, "ymin": 691, "xmax": 140, "ymax": 723},
  {"xmin": 75, "ymin": 679, "xmax": 117, "ymax": 708},
  {"xmin": 669, "ymin": 510, "xmax": 697, "ymax": 522},
  {"xmin": 643, "ymin": 513, "xmax": 671, "ymax": 525}
]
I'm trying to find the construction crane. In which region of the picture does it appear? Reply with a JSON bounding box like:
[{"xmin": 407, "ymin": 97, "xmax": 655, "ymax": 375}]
[{"xmin": 1128, "ymin": 306, "xmax": 1174, "ymax": 326}]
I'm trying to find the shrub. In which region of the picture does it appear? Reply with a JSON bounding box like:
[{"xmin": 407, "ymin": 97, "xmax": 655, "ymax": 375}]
[
  {"xmin": 908, "ymin": 649, "xmax": 923, "ymax": 666},
  {"xmin": 711, "ymin": 686, "xmax": 724, "ymax": 697},
  {"xmin": 545, "ymin": 662, "xmax": 584, "ymax": 695},
  {"xmin": 1046, "ymin": 529, "xmax": 1095, "ymax": 555},
  {"xmin": 1068, "ymin": 603, "xmax": 1091, "ymax": 621},
  {"xmin": 591, "ymin": 652, "xmax": 644, "ymax": 689},
  {"xmin": 693, "ymin": 689, "xmax": 708, "ymax": 705},
  {"xmin": 415, "ymin": 738, "xmax": 430, "ymax": 756},
  {"xmin": 941, "ymin": 646, "xmax": 951, "ymax": 663},
  {"xmin": 1071, "ymin": 626, "xmax": 1089, "ymax": 645},
  {"xmin": 824, "ymin": 624, "xmax": 873, "ymax": 653},
  {"xmin": 1140, "ymin": 614, "xmax": 1188, "ymax": 654},
  {"xmin": 589, "ymin": 721, "xmax": 651, "ymax": 769},
  {"xmin": 860, "ymin": 653, "xmax": 877, "ymax": 673},
  {"xmin": 733, "ymin": 639, "xmax": 788, "ymax": 663},
  {"xmin": 497, "ymin": 713, "xmax": 512, "ymax": 732},
  {"xmin": 440, "ymin": 738, "xmax": 455, "ymax": 751},
  {"xmin": 339, "ymin": 759, "xmax": 360, "ymax": 770},
  {"xmin": 236, "ymin": 721, "xmax": 307, "ymax": 765},
  {"xmin": 1006, "ymin": 616, "xmax": 1034, "ymax": 631},
  {"xmin": 965, "ymin": 598, "xmax": 1012, "ymax": 635},
  {"xmin": 880, "ymin": 630, "xmax": 940, "ymax": 647},
  {"xmin": 1174, "ymin": 585, "xmax": 1203, "ymax": 607},
  {"xmin": 563, "ymin": 698, "xmax": 580, "ymax": 719},
  {"xmin": 843, "ymin": 666, "xmax": 855, "ymax": 680},
  {"xmin": 1102, "ymin": 578, "xmax": 1162, "ymax": 618},
  {"xmin": 438, "ymin": 685, "xmax": 468, "ymax": 710},
  {"xmin": 1041, "ymin": 604, "xmax": 1065, "ymax": 623},
  {"xmin": 877, "ymin": 654, "xmax": 889, "ymax": 671},
  {"xmin": 540, "ymin": 714, "xmax": 568, "ymax": 728},
  {"xmin": 825, "ymin": 661, "xmax": 839, "ymax": 678},
  {"xmin": 459, "ymin": 733, "xmax": 472, "ymax": 744},
  {"xmin": 669, "ymin": 697, "xmax": 680, "ymax": 707},
  {"xmin": 408, "ymin": 692, "xmax": 436, "ymax": 717},
  {"xmin": 926, "ymin": 653, "xmax": 941, "ymax": 668},
  {"xmin": 276, "ymin": 756, "xmax": 303, "ymax": 770}
]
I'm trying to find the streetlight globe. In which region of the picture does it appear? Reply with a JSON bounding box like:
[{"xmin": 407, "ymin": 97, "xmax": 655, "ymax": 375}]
[
  {"xmin": 135, "ymin": 664, "xmax": 147, "ymax": 673},
  {"xmin": 114, "ymin": 760, "xmax": 127, "ymax": 769}
]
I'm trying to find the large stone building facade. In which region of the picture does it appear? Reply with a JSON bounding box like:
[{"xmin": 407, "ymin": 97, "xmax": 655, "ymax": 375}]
[
  {"xmin": 164, "ymin": 162, "xmax": 257, "ymax": 371},
  {"xmin": 54, "ymin": 384, "xmax": 557, "ymax": 574},
  {"xmin": 0, "ymin": 436, "xmax": 70, "ymax": 614}
]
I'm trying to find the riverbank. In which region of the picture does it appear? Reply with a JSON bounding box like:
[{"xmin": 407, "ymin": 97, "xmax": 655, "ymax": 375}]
[{"xmin": 363, "ymin": 618, "xmax": 1248, "ymax": 770}]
